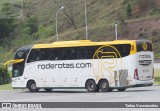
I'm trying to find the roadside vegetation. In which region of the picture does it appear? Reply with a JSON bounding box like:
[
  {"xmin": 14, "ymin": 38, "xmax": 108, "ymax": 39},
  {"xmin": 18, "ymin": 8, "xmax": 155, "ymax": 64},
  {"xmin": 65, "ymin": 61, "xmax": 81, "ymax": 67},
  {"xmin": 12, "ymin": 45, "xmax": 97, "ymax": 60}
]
[
  {"xmin": 0, "ymin": 0, "xmax": 160, "ymax": 62},
  {"xmin": 0, "ymin": 84, "xmax": 12, "ymax": 91},
  {"xmin": 0, "ymin": 64, "xmax": 11, "ymax": 85},
  {"xmin": 154, "ymin": 68, "xmax": 160, "ymax": 84}
]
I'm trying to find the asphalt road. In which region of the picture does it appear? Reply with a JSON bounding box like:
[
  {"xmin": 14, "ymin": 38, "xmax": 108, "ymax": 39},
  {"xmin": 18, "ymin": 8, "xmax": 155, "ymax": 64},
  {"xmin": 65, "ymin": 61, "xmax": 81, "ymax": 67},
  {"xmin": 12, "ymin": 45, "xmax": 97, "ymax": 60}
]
[
  {"xmin": 0, "ymin": 85, "xmax": 160, "ymax": 111},
  {"xmin": 1, "ymin": 85, "xmax": 160, "ymax": 102}
]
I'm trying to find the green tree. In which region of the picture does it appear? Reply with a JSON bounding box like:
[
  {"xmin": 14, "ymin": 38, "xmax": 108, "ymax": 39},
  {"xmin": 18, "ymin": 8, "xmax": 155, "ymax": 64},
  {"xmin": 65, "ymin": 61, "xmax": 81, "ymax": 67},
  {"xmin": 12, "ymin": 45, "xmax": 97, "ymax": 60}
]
[
  {"xmin": 2, "ymin": 3, "xmax": 13, "ymax": 13},
  {"xmin": 0, "ymin": 64, "xmax": 10, "ymax": 85},
  {"xmin": 0, "ymin": 19, "xmax": 15, "ymax": 42},
  {"xmin": 24, "ymin": 16, "xmax": 38, "ymax": 34},
  {"xmin": 126, "ymin": 4, "xmax": 132, "ymax": 18}
]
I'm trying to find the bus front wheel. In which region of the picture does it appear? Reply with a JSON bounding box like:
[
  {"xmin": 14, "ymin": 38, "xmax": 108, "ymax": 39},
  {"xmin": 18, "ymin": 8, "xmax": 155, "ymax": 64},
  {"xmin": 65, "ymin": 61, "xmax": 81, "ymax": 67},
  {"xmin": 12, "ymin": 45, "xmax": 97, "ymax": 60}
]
[{"xmin": 28, "ymin": 81, "xmax": 39, "ymax": 92}]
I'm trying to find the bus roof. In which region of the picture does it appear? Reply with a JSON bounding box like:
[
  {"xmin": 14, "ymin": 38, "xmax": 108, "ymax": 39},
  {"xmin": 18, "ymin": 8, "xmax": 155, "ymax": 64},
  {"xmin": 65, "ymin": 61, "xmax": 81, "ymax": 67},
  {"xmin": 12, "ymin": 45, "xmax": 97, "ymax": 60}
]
[{"xmin": 33, "ymin": 40, "xmax": 137, "ymax": 49}]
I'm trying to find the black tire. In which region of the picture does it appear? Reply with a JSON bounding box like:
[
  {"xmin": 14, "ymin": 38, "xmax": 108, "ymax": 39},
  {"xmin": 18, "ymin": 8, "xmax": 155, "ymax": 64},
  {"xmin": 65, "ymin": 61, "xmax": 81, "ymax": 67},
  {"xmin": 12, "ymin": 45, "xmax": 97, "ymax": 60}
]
[
  {"xmin": 44, "ymin": 89, "xmax": 52, "ymax": 92},
  {"xmin": 117, "ymin": 88, "xmax": 126, "ymax": 92},
  {"xmin": 86, "ymin": 80, "xmax": 97, "ymax": 92},
  {"xmin": 99, "ymin": 80, "xmax": 109, "ymax": 92},
  {"xmin": 28, "ymin": 81, "xmax": 39, "ymax": 92}
]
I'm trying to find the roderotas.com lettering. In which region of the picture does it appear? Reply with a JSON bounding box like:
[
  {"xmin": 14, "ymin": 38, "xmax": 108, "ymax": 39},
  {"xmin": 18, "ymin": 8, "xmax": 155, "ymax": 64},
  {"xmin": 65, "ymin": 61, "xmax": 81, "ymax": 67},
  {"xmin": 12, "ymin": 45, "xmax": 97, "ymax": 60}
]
[{"xmin": 38, "ymin": 63, "xmax": 92, "ymax": 69}]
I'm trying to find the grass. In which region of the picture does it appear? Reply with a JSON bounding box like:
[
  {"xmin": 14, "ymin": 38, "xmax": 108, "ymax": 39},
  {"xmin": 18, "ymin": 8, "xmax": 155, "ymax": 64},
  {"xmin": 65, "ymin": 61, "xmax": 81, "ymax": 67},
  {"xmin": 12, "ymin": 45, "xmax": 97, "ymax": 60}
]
[
  {"xmin": 154, "ymin": 69, "xmax": 160, "ymax": 84},
  {"xmin": 0, "ymin": 84, "xmax": 12, "ymax": 91}
]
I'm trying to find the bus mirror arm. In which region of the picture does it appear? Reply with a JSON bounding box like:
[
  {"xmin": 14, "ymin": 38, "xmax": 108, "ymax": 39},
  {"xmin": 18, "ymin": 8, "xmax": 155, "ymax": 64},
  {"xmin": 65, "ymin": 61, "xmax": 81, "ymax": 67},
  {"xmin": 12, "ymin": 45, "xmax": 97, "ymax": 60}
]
[{"xmin": 4, "ymin": 59, "xmax": 24, "ymax": 70}]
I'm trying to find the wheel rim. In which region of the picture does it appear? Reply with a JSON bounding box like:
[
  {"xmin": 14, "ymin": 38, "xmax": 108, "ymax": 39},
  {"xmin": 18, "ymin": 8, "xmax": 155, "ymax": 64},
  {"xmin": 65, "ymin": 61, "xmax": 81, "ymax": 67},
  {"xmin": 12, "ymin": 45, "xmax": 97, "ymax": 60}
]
[
  {"xmin": 88, "ymin": 83, "xmax": 94, "ymax": 90},
  {"xmin": 31, "ymin": 84, "xmax": 36, "ymax": 90},
  {"xmin": 102, "ymin": 83, "xmax": 107, "ymax": 89}
]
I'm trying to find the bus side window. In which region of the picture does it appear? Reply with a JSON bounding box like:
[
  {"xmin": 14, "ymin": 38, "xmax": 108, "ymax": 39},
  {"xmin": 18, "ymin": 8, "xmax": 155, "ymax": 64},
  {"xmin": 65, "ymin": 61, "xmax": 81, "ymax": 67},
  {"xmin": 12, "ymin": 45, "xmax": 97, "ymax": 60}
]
[
  {"xmin": 80, "ymin": 47, "xmax": 87, "ymax": 59},
  {"xmin": 91, "ymin": 46, "xmax": 98, "ymax": 58},
  {"xmin": 49, "ymin": 49, "xmax": 57, "ymax": 60},
  {"xmin": 41, "ymin": 49, "xmax": 50, "ymax": 60},
  {"xmin": 50, "ymin": 50, "xmax": 55, "ymax": 60},
  {"xmin": 80, "ymin": 47, "xmax": 93, "ymax": 59},
  {"xmin": 83, "ymin": 47, "xmax": 98, "ymax": 59},
  {"xmin": 35, "ymin": 50, "xmax": 42, "ymax": 61},
  {"xmin": 112, "ymin": 44, "xmax": 131, "ymax": 58},
  {"xmin": 68, "ymin": 48, "xmax": 78, "ymax": 60},
  {"xmin": 64, "ymin": 48, "xmax": 71, "ymax": 60},
  {"xmin": 27, "ymin": 49, "xmax": 41, "ymax": 63},
  {"xmin": 76, "ymin": 48, "xmax": 83, "ymax": 59}
]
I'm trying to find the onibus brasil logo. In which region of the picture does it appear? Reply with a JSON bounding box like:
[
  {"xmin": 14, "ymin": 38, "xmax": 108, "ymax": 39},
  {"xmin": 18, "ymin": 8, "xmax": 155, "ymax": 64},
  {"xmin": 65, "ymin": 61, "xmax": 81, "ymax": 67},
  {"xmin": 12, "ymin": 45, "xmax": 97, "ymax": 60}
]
[{"xmin": 92, "ymin": 45, "xmax": 123, "ymax": 84}]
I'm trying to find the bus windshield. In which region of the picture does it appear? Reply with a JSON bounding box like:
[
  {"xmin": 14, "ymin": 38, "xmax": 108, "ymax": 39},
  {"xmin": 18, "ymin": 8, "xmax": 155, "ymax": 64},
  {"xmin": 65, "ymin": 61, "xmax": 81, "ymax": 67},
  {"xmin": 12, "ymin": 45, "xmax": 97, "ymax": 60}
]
[
  {"xmin": 13, "ymin": 45, "xmax": 32, "ymax": 78},
  {"xmin": 14, "ymin": 45, "xmax": 32, "ymax": 59}
]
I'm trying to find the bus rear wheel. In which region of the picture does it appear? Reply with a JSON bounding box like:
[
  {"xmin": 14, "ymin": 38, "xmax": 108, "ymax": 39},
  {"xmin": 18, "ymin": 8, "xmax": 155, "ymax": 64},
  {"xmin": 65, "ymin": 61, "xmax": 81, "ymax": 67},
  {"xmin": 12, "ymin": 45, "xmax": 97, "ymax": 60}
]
[
  {"xmin": 99, "ymin": 80, "xmax": 109, "ymax": 92},
  {"xmin": 86, "ymin": 80, "xmax": 97, "ymax": 92},
  {"xmin": 28, "ymin": 81, "xmax": 39, "ymax": 92}
]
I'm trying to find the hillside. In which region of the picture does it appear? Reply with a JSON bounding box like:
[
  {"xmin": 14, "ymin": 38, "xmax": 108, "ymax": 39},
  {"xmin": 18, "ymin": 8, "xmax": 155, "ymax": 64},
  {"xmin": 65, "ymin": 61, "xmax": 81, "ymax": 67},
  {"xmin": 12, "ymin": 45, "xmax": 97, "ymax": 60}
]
[{"xmin": 0, "ymin": 0, "xmax": 160, "ymax": 62}]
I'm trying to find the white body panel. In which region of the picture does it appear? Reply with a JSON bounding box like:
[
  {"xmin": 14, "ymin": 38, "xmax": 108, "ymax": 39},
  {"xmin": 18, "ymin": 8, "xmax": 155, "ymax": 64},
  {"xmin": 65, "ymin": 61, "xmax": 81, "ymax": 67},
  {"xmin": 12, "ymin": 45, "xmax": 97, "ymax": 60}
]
[
  {"xmin": 136, "ymin": 52, "xmax": 154, "ymax": 81},
  {"xmin": 12, "ymin": 52, "xmax": 154, "ymax": 89}
]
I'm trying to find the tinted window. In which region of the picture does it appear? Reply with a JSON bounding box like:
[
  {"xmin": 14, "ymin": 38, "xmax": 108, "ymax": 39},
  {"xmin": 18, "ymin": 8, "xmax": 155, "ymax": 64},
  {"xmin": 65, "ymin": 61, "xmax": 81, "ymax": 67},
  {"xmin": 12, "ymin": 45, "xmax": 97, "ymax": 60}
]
[
  {"xmin": 80, "ymin": 46, "xmax": 98, "ymax": 59},
  {"xmin": 49, "ymin": 49, "xmax": 60, "ymax": 60},
  {"xmin": 27, "ymin": 44, "xmax": 130, "ymax": 63},
  {"xmin": 12, "ymin": 64, "xmax": 24, "ymax": 77},
  {"xmin": 15, "ymin": 49, "xmax": 30, "ymax": 59},
  {"xmin": 15, "ymin": 45, "xmax": 32, "ymax": 59},
  {"xmin": 95, "ymin": 44, "xmax": 131, "ymax": 58},
  {"xmin": 27, "ymin": 49, "xmax": 50, "ymax": 63},
  {"xmin": 27, "ymin": 46, "xmax": 98, "ymax": 63},
  {"xmin": 50, "ymin": 46, "xmax": 98, "ymax": 60},
  {"xmin": 27, "ymin": 49, "xmax": 40, "ymax": 63},
  {"xmin": 114, "ymin": 44, "xmax": 131, "ymax": 58},
  {"xmin": 13, "ymin": 45, "xmax": 32, "ymax": 78}
]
